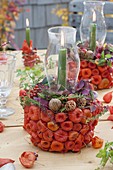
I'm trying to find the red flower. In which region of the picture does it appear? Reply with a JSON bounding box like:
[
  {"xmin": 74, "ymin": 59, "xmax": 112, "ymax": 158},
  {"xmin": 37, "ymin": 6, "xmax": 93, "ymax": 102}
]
[{"xmin": 22, "ymin": 40, "xmax": 33, "ymax": 54}]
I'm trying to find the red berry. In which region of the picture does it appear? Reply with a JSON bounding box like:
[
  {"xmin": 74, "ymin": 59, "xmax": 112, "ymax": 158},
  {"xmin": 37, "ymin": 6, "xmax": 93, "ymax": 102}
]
[
  {"xmin": 54, "ymin": 129, "xmax": 68, "ymax": 142},
  {"xmin": 0, "ymin": 121, "xmax": 5, "ymax": 133},
  {"xmin": 91, "ymin": 75, "xmax": 102, "ymax": 85},
  {"xmin": 103, "ymin": 91, "xmax": 112, "ymax": 103},
  {"xmin": 69, "ymin": 108, "xmax": 83, "ymax": 123},
  {"xmin": 107, "ymin": 115, "xmax": 113, "ymax": 121},
  {"xmin": 19, "ymin": 151, "xmax": 38, "ymax": 168},
  {"xmin": 88, "ymin": 62, "xmax": 96, "ymax": 69},
  {"xmin": 50, "ymin": 140, "xmax": 64, "ymax": 152},
  {"xmin": 109, "ymin": 106, "xmax": 113, "ymax": 114},
  {"xmin": 96, "ymin": 53, "xmax": 101, "ymax": 59},
  {"xmin": 61, "ymin": 121, "xmax": 73, "ymax": 131},
  {"xmin": 80, "ymin": 60, "xmax": 88, "ymax": 68},
  {"xmin": 55, "ymin": 112, "xmax": 67, "ymax": 123},
  {"xmin": 92, "ymin": 69, "xmax": 99, "ymax": 76},
  {"xmin": 81, "ymin": 68, "xmax": 92, "ymax": 78},
  {"xmin": 19, "ymin": 89, "xmax": 26, "ymax": 97}
]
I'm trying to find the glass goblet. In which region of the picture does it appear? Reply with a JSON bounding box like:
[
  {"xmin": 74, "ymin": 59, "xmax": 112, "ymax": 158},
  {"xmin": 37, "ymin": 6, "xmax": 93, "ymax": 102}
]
[{"xmin": 0, "ymin": 53, "xmax": 16, "ymax": 118}]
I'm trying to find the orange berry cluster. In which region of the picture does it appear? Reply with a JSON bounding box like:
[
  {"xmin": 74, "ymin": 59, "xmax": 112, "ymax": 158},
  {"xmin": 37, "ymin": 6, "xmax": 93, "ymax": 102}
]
[
  {"xmin": 23, "ymin": 104, "xmax": 101, "ymax": 152},
  {"xmin": 79, "ymin": 60, "xmax": 113, "ymax": 90}
]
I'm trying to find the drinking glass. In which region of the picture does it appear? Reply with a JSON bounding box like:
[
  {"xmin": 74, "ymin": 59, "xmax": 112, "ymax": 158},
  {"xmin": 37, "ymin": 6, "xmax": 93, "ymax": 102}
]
[{"xmin": 0, "ymin": 53, "xmax": 16, "ymax": 118}]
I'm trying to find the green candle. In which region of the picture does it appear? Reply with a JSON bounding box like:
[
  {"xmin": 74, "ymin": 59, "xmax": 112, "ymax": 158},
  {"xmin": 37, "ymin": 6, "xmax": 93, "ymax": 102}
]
[
  {"xmin": 89, "ymin": 10, "xmax": 97, "ymax": 51},
  {"xmin": 26, "ymin": 18, "xmax": 30, "ymax": 46},
  {"xmin": 58, "ymin": 48, "xmax": 67, "ymax": 90},
  {"xmin": 89, "ymin": 23, "xmax": 96, "ymax": 51}
]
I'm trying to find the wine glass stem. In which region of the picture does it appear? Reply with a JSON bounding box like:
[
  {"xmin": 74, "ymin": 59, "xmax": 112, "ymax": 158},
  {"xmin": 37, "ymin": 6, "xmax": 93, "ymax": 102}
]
[{"xmin": 0, "ymin": 97, "xmax": 7, "ymax": 109}]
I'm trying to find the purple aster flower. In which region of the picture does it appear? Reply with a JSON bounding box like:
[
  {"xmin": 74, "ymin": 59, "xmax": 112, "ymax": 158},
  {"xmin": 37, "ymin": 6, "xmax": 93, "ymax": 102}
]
[
  {"xmin": 90, "ymin": 105, "xmax": 97, "ymax": 112},
  {"xmin": 76, "ymin": 80, "xmax": 85, "ymax": 91},
  {"xmin": 82, "ymin": 89, "xmax": 90, "ymax": 95},
  {"xmin": 33, "ymin": 97, "xmax": 49, "ymax": 108},
  {"xmin": 92, "ymin": 91, "xmax": 98, "ymax": 100}
]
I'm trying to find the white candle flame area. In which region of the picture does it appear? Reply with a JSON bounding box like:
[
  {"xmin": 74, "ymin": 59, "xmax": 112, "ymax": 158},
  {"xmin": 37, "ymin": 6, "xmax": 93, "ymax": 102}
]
[
  {"xmin": 93, "ymin": 10, "xmax": 96, "ymax": 22},
  {"xmin": 26, "ymin": 18, "xmax": 29, "ymax": 27},
  {"xmin": 61, "ymin": 31, "xmax": 65, "ymax": 47}
]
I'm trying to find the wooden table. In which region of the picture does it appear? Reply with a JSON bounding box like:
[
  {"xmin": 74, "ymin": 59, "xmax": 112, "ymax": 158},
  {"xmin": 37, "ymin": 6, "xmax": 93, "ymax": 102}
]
[{"xmin": 0, "ymin": 51, "xmax": 113, "ymax": 170}]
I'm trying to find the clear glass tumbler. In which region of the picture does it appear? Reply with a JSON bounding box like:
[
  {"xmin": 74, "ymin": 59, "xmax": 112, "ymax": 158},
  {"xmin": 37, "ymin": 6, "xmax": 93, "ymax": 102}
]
[{"xmin": 0, "ymin": 53, "xmax": 16, "ymax": 118}]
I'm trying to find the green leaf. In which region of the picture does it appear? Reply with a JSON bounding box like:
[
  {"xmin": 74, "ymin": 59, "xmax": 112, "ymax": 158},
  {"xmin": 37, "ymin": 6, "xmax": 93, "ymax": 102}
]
[
  {"xmin": 96, "ymin": 149, "xmax": 106, "ymax": 158},
  {"xmin": 107, "ymin": 60, "xmax": 112, "ymax": 67},
  {"xmin": 96, "ymin": 141, "xmax": 113, "ymax": 169},
  {"xmin": 105, "ymin": 54, "xmax": 112, "ymax": 59},
  {"xmin": 108, "ymin": 46, "xmax": 113, "ymax": 52},
  {"xmin": 38, "ymin": 93, "xmax": 45, "ymax": 98},
  {"xmin": 97, "ymin": 58, "xmax": 106, "ymax": 66},
  {"xmin": 109, "ymin": 150, "xmax": 113, "ymax": 156},
  {"xmin": 16, "ymin": 63, "xmax": 44, "ymax": 89},
  {"xmin": 101, "ymin": 51, "xmax": 105, "ymax": 59},
  {"xmin": 89, "ymin": 91, "xmax": 94, "ymax": 100},
  {"xmin": 110, "ymin": 156, "xmax": 113, "ymax": 164}
]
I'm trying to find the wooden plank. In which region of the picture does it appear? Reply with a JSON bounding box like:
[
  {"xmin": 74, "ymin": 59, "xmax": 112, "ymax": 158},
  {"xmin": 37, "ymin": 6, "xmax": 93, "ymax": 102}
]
[
  {"xmin": 34, "ymin": 27, "xmax": 48, "ymax": 49},
  {"xmin": 105, "ymin": 17, "xmax": 113, "ymax": 30},
  {"xmin": 69, "ymin": 14, "xmax": 82, "ymax": 28},
  {"xmin": 32, "ymin": 5, "xmax": 46, "ymax": 28},
  {"xmin": 14, "ymin": 29, "xmax": 25, "ymax": 49},
  {"xmin": 104, "ymin": 2, "xmax": 113, "ymax": 14},
  {"xmin": 16, "ymin": 13, "xmax": 23, "ymax": 29},
  {"xmin": 105, "ymin": 32, "xmax": 113, "ymax": 44},
  {"xmin": 29, "ymin": 0, "xmax": 37, "ymax": 4},
  {"xmin": 61, "ymin": 0, "xmax": 70, "ymax": 2},
  {"xmin": 46, "ymin": 4, "xmax": 63, "ymax": 26},
  {"xmin": 22, "ymin": 0, "xmax": 29, "ymax": 5},
  {"xmin": 69, "ymin": 1, "xmax": 83, "ymax": 12},
  {"xmin": 37, "ymin": 0, "xmax": 61, "ymax": 5},
  {"xmin": 22, "ymin": 5, "xmax": 33, "ymax": 28},
  {"xmin": 76, "ymin": 30, "xmax": 80, "ymax": 42}
]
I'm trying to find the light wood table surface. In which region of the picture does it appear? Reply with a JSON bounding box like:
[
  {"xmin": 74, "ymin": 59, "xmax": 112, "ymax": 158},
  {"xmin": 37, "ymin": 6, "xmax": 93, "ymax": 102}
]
[{"xmin": 0, "ymin": 51, "xmax": 113, "ymax": 170}]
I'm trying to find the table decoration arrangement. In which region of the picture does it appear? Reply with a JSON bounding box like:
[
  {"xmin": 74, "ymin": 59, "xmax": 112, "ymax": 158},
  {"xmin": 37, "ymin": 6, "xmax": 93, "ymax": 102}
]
[
  {"xmin": 22, "ymin": 19, "xmax": 40, "ymax": 68},
  {"xmin": 78, "ymin": 1, "xmax": 113, "ymax": 90},
  {"xmin": 18, "ymin": 26, "xmax": 108, "ymax": 153},
  {"xmin": 78, "ymin": 42, "xmax": 113, "ymax": 90}
]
